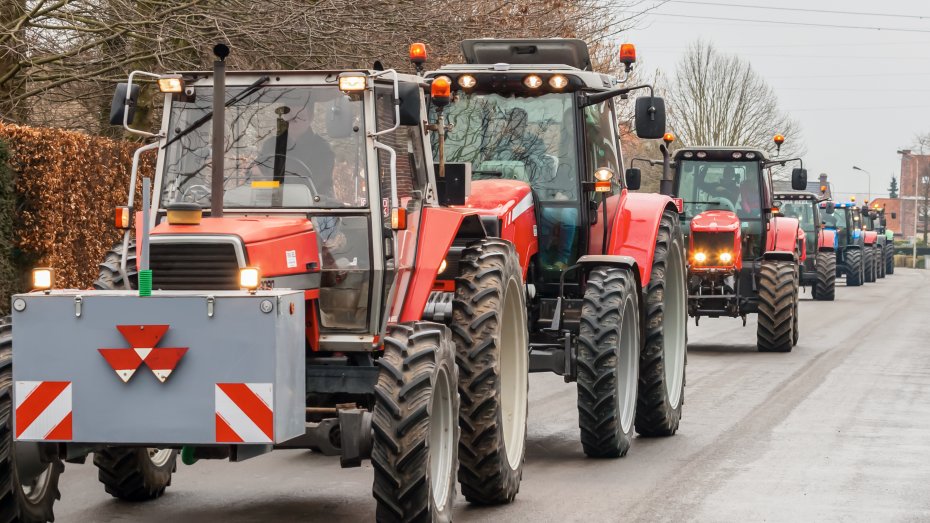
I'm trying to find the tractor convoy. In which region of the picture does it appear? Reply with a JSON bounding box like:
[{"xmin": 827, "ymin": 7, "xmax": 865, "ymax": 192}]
[{"xmin": 1, "ymin": 38, "xmax": 894, "ymax": 523}]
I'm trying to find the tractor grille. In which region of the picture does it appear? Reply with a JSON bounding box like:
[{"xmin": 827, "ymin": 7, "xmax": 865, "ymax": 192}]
[{"xmin": 150, "ymin": 242, "xmax": 241, "ymax": 290}]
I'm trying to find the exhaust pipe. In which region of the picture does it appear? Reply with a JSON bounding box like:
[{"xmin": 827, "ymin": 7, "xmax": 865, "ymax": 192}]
[{"xmin": 211, "ymin": 43, "xmax": 229, "ymax": 218}]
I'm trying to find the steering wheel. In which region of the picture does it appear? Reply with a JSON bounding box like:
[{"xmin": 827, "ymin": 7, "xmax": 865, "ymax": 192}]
[{"xmin": 181, "ymin": 184, "xmax": 211, "ymax": 204}]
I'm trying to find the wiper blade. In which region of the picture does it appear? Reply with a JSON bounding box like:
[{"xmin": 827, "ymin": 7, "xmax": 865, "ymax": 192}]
[{"xmin": 162, "ymin": 75, "xmax": 271, "ymax": 149}]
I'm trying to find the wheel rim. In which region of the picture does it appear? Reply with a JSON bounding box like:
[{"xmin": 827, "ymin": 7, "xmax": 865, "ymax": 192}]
[
  {"xmin": 617, "ymin": 294, "xmax": 639, "ymax": 433},
  {"xmin": 148, "ymin": 448, "xmax": 173, "ymax": 467},
  {"xmin": 500, "ymin": 277, "xmax": 528, "ymax": 469},
  {"xmin": 20, "ymin": 466, "xmax": 52, "ymax": 504},
  {"xmin": 428, "ymin": 366, "xmax": 454, "ymax": 511},
  {"xmin": 664, "ymin": 243, "xmax": 687, "ymax": 408}
]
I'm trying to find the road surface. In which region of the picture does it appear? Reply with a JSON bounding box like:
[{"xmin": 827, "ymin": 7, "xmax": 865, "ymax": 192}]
[{"xmin": 53, "ymin": 269, "xmax": 930, "ymax": 522}]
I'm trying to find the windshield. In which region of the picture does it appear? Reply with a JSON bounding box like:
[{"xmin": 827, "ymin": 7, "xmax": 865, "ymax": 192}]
[
  {"xmin": 778, "ymin": 200, "xmax": 816, "ymax": 254},
  {"xmin": 436, "ymin": 92, "xmax": 578, "ymax": 201},
  {"xmin": 161, "ymin": 85, "xmax": 367, "ymax": 209},
  {"xmin": 677, "ymin": 160, "xmax": 762, "ymax": 218}
]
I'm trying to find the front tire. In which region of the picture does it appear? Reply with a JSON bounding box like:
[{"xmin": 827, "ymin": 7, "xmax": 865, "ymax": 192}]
[
  {"xmin": 0, "ymin": 320, "xmax": 63, "ymax": 523},
  {"xmin": 864, "ymin": 248, "xmax": 875, "ymax": 283},
  {"xmin": 876, "ymin": 246, "xmax": 885, "ymax": 278},
  {"xmin": 372, "ymin": 323, "xmax": 459, "ymax": 523},
  {"xmin": 577, "ymin": 267, "xmax": 640, "ymax": 458},
  {"xmin": 846, "ymin": 249, "xmax": 863, "ymax": 287},
  {"xmin": 451, "ymin": 239, "xmax": 528, "ymax": 505},
  {"xmin": 636, "ymin": 210, "xmax": 687, "ymax": 437},
  {"xmin": 93, "ymin": 448, "xmax": 176, "ymax": 501},
  {"xmin": 885, "ymin": 243, "xmax": 895, "ymax": 275},
  {"xmin": 812, "ymin": 251, "xmax": 836, "ymax": 301},
  {"xmin": 757, "ymin": 261, "xmax": 798, "ymax": 353}
]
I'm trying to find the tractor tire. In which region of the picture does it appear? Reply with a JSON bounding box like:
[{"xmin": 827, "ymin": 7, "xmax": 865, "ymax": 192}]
[
  {"xmin": 864, "ymin": 248, "xmax": 875, "ymax": 283},
  {"xmin": 812, "ymin": 251, "xmax": 836, "ymax": 301},
  {"xmin": 791, "ymin": 295, "xmax": 799, "ymax": 347},
  {"xmin": 93, "ymin": 240, "xmax": 138, "ymax": 290},
  {"xmin": 846, "ymin": 249, "xmax": 863, "ymax": 287},
  {"xmin": 885, "ymin": 243, "xmax": 895, "ymax": 275},
  {"xmin": 92, "ymin": 241, "xmax": 178, "ymax": 502},
  {"xmin": 0, "ymin": 319, "xmax": 63, "ymax": 523},
  {"xmin": 372, "ymin": 322, "xmax": 459, "ymax": 523},
  {"xmin": 757, "ymin": 261, "xmax": 798, "ymax": 353},
  {"xmin": 93, "ymin": 448, "xmax": 177, "ymax": 501},
  {"xmin": 450, "ymin": 239, "xmax": 527, "ymax": 505},
  {"xmin": 635, "ymin": 210, "xmax": 687, "ymax": 438},
  {"xmin": 875, "ymin": 245, "xmax": 885, "ymax": 279},
  {"xmin": 576, "ymin": 267, "xmax": 640, "ymax": 458}
]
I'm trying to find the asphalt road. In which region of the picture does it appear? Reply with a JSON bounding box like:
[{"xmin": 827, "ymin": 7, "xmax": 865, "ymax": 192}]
[{"xmin": 53, "ymin": 269, "xmax": 930, "ymax": 522}]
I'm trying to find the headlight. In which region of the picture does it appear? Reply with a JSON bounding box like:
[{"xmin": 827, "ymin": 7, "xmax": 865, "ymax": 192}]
[
  {"xmin": 32, "ymin": 268, "xmax": 54, "ymax": 291},
  {"xmin": 719, "ymin": 252, "xmax": 733, "ymax": 263},
  {"xmin": 693, "ymin": 252, "xmax": 707, "ymax": 263},
  {"xmin": 338, "ymin": 73, "xmax": 367, "ymax": 93},
  {"xmin": 549, "ymin": 74, "xmax": 568, "ymax": 89},
  {"xmin": 523, "ymin": 74, "xmax": 543, "ymax": 89},
  {"xmin": 239, "ymin": 267, "xmax": 261, "ymax": 291},
  {"xmin": 157, "ymin": 75, "xmax": 184, "ymax": 94}
]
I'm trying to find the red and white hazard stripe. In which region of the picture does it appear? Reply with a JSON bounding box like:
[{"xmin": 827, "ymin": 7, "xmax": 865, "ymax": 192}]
[
  {"xmin": 215, "ymin": 383, "xmax": 274, "ymax": 443},
  {"xmin": 15, "ymin": 381, "xmax": 72, "ymax": 441}
]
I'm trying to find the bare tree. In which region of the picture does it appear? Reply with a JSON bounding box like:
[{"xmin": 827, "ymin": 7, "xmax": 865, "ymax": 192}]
[
  {"xmin": 1, "ymin": 0, "xmax": 647, "ymax": 132},
  {"xmin": 668, "ymin": 40, "xmax": 803, "ymax": 166}
]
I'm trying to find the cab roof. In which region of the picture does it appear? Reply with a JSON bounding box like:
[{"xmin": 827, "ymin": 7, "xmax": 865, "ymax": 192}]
[
  {"xmin": 674, "ymin": 147, "xmax": 770, "ymax": 162},
  {"xmin": 461, "ymin": 39, "xmax": 593, "ymax": 70},
  {"xmin": 774, "ymin": 191, "xmax": 819, "ymax": 201}
]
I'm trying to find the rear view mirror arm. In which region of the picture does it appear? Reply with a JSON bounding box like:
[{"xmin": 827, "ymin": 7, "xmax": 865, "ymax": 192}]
[
  {"xmin": 764, "ymin": 157, "xmax": 803, "ymax": 170},
  {"xmin": 579, "ymin": 84, "xmax": 655, "ymax": 108}
]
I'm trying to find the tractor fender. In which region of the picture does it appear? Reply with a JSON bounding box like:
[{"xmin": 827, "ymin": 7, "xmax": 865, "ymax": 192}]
[
  {"xmin": 396, "ymin": 208, "xmax": 488, "ymax": 322},
  {"xmin": 862, "ymin": 230, "xmax": 878, "ymax": 246},
  {"xmin": 818, "ymin": 228, "xmax": 837, "ymax": 252},
  {"xmin": 766, "ymin": 216, "xmax": 801, "ymax": 257},
  {"xmin": 602, "ymin": 191, "xmax": 678, "ymax": 287},
  {"xmin": 459, "ymin": 179, "xmax": 538, "ymax": 278},
  {"xmin": 575, "ymin": 254, "xmax": 641, "ymax": 290}
]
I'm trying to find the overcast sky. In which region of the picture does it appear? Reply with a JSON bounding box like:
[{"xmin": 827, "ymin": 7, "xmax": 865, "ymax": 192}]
[{"xmin": 623, "ymin": 0, "xmax": 930, "ymax": 201}]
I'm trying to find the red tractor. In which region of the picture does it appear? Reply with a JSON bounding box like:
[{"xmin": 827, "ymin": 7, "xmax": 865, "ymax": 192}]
[
  {"xmin": 774, "ymin": 191, "xmax": 837, "ymax": 301},
  {"xmin": 656, "ymin": 139, "xmax": 807, "ymax": 352},
  {"xmin": 5, "ymin": 45, "xmax": 537, "ymax": 522},
  {"xmin": 424, "ymin": 39, "xmax": 689, "ymax": 458}
]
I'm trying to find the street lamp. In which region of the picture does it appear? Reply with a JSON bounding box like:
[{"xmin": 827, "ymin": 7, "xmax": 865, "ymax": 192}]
[{"xmin": 852, "ymin": 165, "xmax": 872, "ymax": 202}]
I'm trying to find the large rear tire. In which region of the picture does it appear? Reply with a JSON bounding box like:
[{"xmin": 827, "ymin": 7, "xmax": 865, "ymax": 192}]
[
  {"xmin": 372, "ymin": 323, "xmax": 459, "ymax": 523},
  {"xmin": 450, "ymin": 239, "xmax": 527, "ymax": 505},
  {"xmin": 93, "ymin": 240, "xmax": 138, "ymax": 290},
  {"xmin": 885, "ymin": 243, "xmax": 895, "ymax": 275},
  {"xmin": 576, "ymin": 267, "xmax": 640, "ymax": 458},
  {"xmin": 93, "ymin": 241, "xmax": 177, "ymax": 501},
  {"xmin": 0, "ymin": 320, "xmax": 63, "ymax": 523},
  {"xmin": 757, "ymin": 261, "xmax": 797, "ymax": 353},
  {"xmin": 812, "ymin": 251, "xmax": 836, "ymax": 301},
  {"xmin": 635, "ymin": 210, "xmax": 687, "ymax": 437},
  {"xmin": 93, "ymin": 448, "xmax": 176, "ymax": 501},
  {"xmin": 846, "ymin": 249, "xmax": 863, "ymax": 287}
]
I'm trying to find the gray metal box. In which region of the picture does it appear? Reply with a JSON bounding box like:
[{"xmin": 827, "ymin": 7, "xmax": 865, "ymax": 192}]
[{"xmin": 11, "ymin": 290, "xmax": 305, "ymax": 445}]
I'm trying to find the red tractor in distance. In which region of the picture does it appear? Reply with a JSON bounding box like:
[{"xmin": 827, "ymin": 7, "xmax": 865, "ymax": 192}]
[
  {"xmin": 424, "ymin": 39, "xmax": 689, "ymax": 460},
  {"xmin": 774, "ymin": 191, "xmax": 837, "ymax": 301},
  {"xmin": 5, "ymin": 45, "xmax": 537, "ymax": 522},
  {"xmin": 654, "ymin": 139, "xmax": 807, "ymax": 352}
]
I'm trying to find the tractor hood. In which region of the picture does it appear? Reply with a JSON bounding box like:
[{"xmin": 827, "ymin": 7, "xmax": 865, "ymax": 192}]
[
  {"xmin": 152, "ymin": 217, "xmax": 314, "ymax": 243},
  {"xmin": 690, "ymin": 210, "xmax": 740, "ymax": 233}
]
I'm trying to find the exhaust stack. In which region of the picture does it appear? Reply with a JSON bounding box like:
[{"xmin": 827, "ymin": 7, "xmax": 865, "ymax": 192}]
[{"xmin": 211, "ymin": 43, "xmax": 229, "ymax": 218}]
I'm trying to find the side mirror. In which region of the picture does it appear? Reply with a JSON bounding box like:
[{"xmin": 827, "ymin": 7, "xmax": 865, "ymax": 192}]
[
  {"xmin": 434, "ymin": 162, "xmax": 472, "ymax": 205},
  {"xmin": 791, "ymin": 168, "xmax": 808, "ymax": 190},
  {"xmin": 397, "ymin": 82, "xmax": 422, "ymax": 126},
  {"xmin": 625, "ymin": 168, "xmax": 642, "ymax": 190},
  {"xmin": 327, "ymin": 95, "xmax": 356, "ymax": 139},
  {"xmin": 634, "ymin": 97, "xmax": 666, "ymax": 140},
  {"xmin": 109, "ymin": 83, "xmax": 140, "ymax": 126}
]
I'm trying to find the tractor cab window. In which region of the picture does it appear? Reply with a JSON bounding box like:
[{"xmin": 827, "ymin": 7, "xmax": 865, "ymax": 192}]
[
  {"xmin": 162, "ymin": 85, "xmax": 367, "ymax": 210},
  {"xmin": 437, "ymin": 92, "xmax": 578, "ymax": 201},
  {"xmin": 779, "ymin": 200, "xmax": 816, "ymax": 255},
  {"xmin": 677, "ymin": 159, "xmax": 764, "ymax": 257},
  {"xmin": 823, "ymin": 206, "xmax": 849, "ymax": 247}
]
